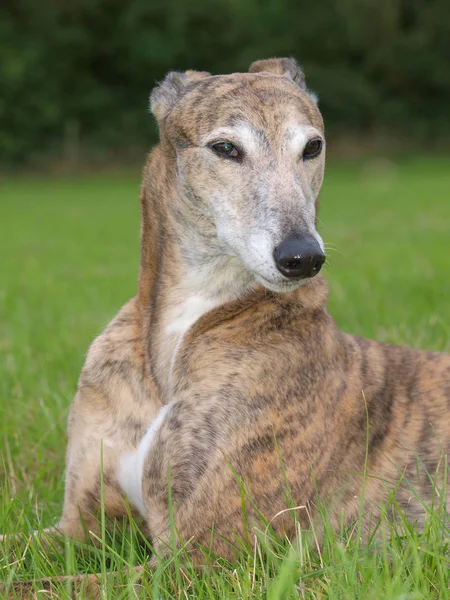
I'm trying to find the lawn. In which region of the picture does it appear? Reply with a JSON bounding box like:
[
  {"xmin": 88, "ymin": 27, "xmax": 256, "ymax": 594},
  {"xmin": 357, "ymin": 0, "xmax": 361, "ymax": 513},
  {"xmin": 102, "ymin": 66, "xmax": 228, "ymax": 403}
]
[{"xmin": 1, "ymin": 157, "xmax": 450, "ymax": 598}]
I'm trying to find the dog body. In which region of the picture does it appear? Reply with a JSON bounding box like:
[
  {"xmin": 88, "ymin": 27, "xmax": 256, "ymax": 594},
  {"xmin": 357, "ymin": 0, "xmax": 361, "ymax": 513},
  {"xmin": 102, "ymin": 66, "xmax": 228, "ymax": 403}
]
[{"xmin": 16, "ymin": 59, "xmax": 450, "ymax": 562}]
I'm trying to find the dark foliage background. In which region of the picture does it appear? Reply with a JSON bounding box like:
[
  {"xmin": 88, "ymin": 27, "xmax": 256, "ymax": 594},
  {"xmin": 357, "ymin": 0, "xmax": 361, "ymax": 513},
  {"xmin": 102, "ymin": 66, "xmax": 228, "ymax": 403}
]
[{"xmin": 1, "ymin": 0, "xmax": 449, "ymax": 169}]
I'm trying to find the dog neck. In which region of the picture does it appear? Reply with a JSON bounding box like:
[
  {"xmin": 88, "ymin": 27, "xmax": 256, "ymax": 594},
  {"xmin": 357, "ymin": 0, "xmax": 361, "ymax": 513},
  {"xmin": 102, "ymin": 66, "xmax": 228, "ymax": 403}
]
[{"xmin": 137, "ymin": 146, "xmax": 256, "ymax": 399}]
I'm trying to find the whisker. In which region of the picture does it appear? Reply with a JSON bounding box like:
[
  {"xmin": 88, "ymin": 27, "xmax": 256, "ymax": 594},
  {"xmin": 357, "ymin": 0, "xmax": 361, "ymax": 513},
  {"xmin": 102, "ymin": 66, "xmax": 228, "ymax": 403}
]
[{"xmin": 323, "ymin": 245, "xmax": 345, "ymax": 257}]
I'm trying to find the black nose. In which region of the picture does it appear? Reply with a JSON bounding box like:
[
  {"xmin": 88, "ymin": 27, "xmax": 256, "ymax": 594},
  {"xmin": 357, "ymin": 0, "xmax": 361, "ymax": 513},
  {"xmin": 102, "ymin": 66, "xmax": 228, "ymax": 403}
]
[{"xmin": 273, "ymin": 236, "xmax": 326, "ymax": 279}]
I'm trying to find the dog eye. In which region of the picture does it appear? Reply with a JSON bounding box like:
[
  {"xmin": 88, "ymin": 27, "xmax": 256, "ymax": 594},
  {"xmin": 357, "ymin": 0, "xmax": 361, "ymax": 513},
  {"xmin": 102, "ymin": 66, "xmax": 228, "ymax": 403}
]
[
  {"xmin": 210, "ymin": 142, "xmax": 241, "ymax": 159},
  {"xmin": 303, "ymin": 138, "xmax": 322, "ymax": 160}
]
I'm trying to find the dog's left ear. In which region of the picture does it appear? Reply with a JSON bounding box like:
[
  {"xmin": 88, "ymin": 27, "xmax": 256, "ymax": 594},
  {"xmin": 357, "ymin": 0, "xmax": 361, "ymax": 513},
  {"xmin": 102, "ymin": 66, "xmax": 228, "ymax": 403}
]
[
  {"xmin": 150, "ymin": 70, "xmax": 211, "ymax": 121},
  {"xmin": 249, "ymin": 57, "xmax": 306, "ymax": 90},
  {"xmin": 249, "ymin": 57, "xmax": 318, "ymax": 104}
]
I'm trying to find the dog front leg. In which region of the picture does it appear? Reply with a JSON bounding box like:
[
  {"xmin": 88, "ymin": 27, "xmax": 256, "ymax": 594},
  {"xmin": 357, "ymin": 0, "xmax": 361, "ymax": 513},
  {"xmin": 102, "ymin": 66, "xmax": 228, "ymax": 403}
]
[{"xmin": 57, "ymin": 427, "xmax": 137, "ymax": 544}]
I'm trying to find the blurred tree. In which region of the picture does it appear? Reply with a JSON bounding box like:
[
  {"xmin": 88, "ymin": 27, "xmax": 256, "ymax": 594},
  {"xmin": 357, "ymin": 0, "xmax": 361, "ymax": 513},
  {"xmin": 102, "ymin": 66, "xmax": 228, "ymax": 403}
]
[{"xmin": 0, "ymin": 0, "xmax": 449, "ymax": 168}]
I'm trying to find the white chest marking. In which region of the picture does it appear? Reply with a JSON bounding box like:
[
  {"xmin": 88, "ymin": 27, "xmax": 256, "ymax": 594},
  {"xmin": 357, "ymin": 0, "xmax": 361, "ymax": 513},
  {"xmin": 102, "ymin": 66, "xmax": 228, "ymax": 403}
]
[
  {"xmin": 166, "ymin": 294, "xmax": 221, "ymax": 387},
  {"xmin": 166, "ymin": 294, "xmax": 218, "ymax": 337},
  {"xmin": 117, "ymin": 402, "xmax": 174, "ymax": 516}
]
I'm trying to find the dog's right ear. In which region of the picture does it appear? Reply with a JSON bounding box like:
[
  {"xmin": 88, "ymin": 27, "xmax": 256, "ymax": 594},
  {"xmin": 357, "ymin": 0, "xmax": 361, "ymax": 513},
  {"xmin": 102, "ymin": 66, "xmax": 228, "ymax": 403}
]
[{"xmin": 150, "ymin": 70, "xmax": 211, "ymax": 121}]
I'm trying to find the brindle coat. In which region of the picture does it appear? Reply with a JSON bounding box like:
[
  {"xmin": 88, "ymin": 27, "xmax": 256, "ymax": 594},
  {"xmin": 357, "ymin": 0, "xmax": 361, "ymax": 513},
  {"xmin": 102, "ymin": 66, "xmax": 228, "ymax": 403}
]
[{"xmin": 2, "ymin": 58, "xmax": 450, "ymax": 596}]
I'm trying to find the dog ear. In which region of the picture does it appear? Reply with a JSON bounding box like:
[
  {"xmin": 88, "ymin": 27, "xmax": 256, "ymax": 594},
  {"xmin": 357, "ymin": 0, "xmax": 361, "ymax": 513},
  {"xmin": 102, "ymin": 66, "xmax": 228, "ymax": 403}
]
[
  {"xmin": 249, "ymin": 57, "xmax": 318, "ymax": 104},
  {"xmin": 249, "ymin": 57, "xmax": 306, "ymax": 90},
  {"xmin": 150, "ymin": 70, "xmax": 211, "ymax": 121}
]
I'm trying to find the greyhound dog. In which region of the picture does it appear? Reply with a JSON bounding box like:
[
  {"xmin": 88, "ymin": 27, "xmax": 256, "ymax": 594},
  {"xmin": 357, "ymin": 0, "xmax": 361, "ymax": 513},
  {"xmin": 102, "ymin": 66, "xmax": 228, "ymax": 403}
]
[{"xmin": 2, "ymin": 58, "xmax": 450, "ymax": 594}]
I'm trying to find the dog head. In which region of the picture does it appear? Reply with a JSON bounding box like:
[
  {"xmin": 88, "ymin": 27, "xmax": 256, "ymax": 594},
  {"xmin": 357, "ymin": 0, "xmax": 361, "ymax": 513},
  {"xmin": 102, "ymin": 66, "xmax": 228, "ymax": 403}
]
[{"xmin": 151, "ymin": 58, "xmax": 325, "ymax": 293}]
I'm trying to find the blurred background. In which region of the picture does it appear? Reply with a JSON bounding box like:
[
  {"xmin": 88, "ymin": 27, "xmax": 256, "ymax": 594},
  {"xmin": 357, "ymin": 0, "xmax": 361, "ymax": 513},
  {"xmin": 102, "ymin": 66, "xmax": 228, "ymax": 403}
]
[{"xmin": 1, "ymin": 0, "xmax": 449, "ymax": 172}]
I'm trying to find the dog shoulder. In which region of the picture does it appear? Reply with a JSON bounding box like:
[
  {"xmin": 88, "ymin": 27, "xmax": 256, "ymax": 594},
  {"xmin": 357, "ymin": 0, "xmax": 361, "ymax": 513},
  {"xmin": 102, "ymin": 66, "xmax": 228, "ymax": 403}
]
[{"xmin": 79, "ymin": 297, "xmax": 146, "ymax": 393}]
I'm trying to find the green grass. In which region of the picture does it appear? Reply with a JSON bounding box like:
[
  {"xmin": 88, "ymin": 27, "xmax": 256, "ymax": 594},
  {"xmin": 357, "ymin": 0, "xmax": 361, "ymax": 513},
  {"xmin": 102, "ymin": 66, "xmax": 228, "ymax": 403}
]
[{"xmin": 1, "ymin": 157, "xmax": 450, "ymax": 598}]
